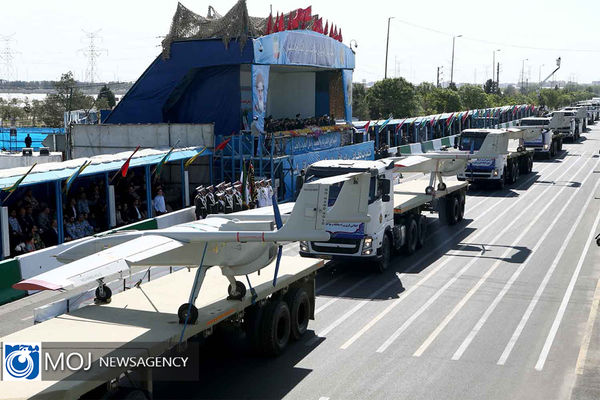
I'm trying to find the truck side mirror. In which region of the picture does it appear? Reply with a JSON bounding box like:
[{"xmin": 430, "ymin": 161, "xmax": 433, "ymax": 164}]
[
  {"xmin": 453, "ymin": 136, "xmax": 459, "ymax": 149},
  {"xmin": 382, "ymin": 194, "xmax": 391, "ymax": 202}
]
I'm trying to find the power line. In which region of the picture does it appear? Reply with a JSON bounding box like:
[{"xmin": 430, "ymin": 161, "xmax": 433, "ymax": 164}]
[
  {"xmin": 392, "ymin": 18, "xmax": 600, "ymax": 53},
  {"xmin": 78, "ymin": 30, "xmax": 108, "ymax": 83}
]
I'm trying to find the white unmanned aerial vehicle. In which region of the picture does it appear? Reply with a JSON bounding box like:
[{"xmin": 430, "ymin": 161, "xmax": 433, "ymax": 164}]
[{"xmin": 14, "ymin": 172, "xmax": 371, "ymax": 324}]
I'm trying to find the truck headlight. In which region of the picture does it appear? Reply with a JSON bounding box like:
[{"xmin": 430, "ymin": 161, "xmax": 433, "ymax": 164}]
[
  {"xmin": 362, "ymin": 236, "xmax": 373, "ymax": 255},
  {"xmin": 300, "ymin": 241, "xmax": 308, "ymax": 252},
  {"xmin": 493, "ymin": 169, "xmax": 499, "ymax": 176},
  {"xmin": 543, "ymin": 144, "xmax": 549, "ymax": 150}
]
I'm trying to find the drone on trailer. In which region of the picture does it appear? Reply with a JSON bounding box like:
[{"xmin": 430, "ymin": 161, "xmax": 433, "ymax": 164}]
[{"xmin": 14, "ymin": 173, "xmax": 371, "ymax": 324}]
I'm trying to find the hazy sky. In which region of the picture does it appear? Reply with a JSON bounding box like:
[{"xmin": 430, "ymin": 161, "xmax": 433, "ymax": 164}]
[{"xmin": 1, "ymin": 0, "xmax": 599, "ymax": 86}]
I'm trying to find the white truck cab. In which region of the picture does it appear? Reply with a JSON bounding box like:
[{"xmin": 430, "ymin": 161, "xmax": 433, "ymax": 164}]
[
  {"xmin": 298, "ymin": 159, "xmax": 467, "ymax": 271},
  {"xmin": 546, "ymin": 110, "xmax": 578, "ymax": 141},
  {"xmin": 520, "ymin": 116, "xmax": 564, "ymax": 158},
  {"xmin": 456, "ymin": 129, "xmax": 534, "ymax": 189}
]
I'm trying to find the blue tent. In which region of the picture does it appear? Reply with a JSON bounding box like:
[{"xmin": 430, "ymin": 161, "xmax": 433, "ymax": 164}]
[{"xmin": 105, "ymin": 30, "xmax": 355, "ymax": 136}]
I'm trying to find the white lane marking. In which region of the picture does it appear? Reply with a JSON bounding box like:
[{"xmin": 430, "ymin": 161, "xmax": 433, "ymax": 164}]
[
  {"xmin": 377, "ymin": 155, "xmax": 584, "ymax": 353},
  {"xmin": 340, "ymin": 163, "xmax": 556, "ymax": 350},
  {"xmin": 316, "ymin": 276, "xmax": 371, "ymax": 314},
  {"xmin": 576, "ymin": 274, "xmax": 600, "ymax": 375},
  {"xmin": 446, "ymin": 157, "xmax": 599, "ymax": 360},
  {"xmin": 498, "ymin": 171, "xmax": 600, "ymax": 365},
  {"xmin": 535, "ymin": 204, "xmax": 600, "ymax": 371},
  {"xmin": 20, "ymin": 315, "xmax": 33, "ymax": 321},
  {"xmin": 306, "ymin": 273, "xmax": 402, "ymax": 346},
  {"xmin": 319, "ymin": 397, "xmax": 330, "ymax": 400}
]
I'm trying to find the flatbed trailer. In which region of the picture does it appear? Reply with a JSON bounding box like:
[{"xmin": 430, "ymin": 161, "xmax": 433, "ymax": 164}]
[{"xmin": 0, "ymin": 255, "xmax": 322, "ymax": 400}]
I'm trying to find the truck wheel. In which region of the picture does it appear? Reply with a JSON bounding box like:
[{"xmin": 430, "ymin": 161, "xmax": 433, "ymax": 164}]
[
  {"xmin": 558, "ymin": 139, "xmax": 563, "ymax": 151},
  {"xmin": 285, "ymin": 287, "xmax": 311, "ymax": 340},
  {"xmin": 497, "ymin": 175, "xmax": 505, "ymax": 190},
  {"xmin": 513, "ymin": 162, "xmax": 520, "ymax": 183},
  {"xmin": 377, "ymin": 234, "xmax": 393, "ymax": 271},
  {"xmin": 404, "ymin": 219, "xmax": 418, "ymax": 255},
  {"xmin": 260, "ymin": 300, "xmax": 291, "ymax": 356},
  {"xmin": 446, "ymin": 195, "xmax": 460, "ymax": 225},
  {"xmin": 527, "ymin": 156, "xmax": 533, "ymax": 173},
  {"xmin": 95, "ymin": 285, "xmax": 112, "ymax": 303},
  {"xmin": 244, "ymin": 304, "xmax": 264, "ymax": 353},
  {"xmin": 457, "ymin": 192, "xmax": 465, "ymax": 222},
  {"xmin": 416, "ymin": 215, "xmax": 426, "ymax": 249}
]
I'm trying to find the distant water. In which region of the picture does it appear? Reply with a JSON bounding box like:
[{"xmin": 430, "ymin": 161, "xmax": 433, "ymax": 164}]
[
  {"xmin": 0, "ymin": 93, "xmax": 49, "ymax": 102},
  {"xmin": 0, "ymin": 127, "xmax": 64, "ymax": 151}
]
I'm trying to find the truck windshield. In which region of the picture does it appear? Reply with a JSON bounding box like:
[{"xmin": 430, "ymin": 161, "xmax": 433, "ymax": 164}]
[
  {"xmin": 521, "ymin": 119, "xmax": 549, "ymax": 126},
  {"xmin": 305, "ymin": 167, "xmax": 378, "ymax": 204},
  {"xmin": 459, "ymin": 134, "xmax": 486, "ymax": 151}
]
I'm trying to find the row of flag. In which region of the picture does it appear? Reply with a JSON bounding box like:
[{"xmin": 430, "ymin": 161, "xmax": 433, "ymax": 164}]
[
  {"xmin": 360, "ymin": 104, "xmax": 535, "ymax": 133},
  {"xmin": 0, "ymin": 144, "xmax": 218, "ymax": 203},
  {"xmin": 265, "ymin": 6, "xmax": 343, "ymax": 42}
]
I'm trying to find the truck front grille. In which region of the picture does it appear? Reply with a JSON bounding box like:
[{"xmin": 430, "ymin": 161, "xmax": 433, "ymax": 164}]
[{"xmin": 311, "ymin": 238, "xmax": 361, "ymax": 254}]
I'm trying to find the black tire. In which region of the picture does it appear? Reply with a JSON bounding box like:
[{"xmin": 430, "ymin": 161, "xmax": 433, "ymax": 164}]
[
  {"xmin": 528, "ymin": 156, "xmax": 533, "ymax": 173},
  {"xmin": 497, "ymin": 175, "xmax": 505, "ymax": 190},
  {"xmin": 227, "ymin": 280, "xmax": 246, "ymax": 300},
  {"xmin": 178, "ymin": 303, "xmax": 198, "ymax": 324},
  {"xmin": 405, "ymin": 218, "xmax": 418, "ymax": 254},
  {"xmin": 425, "ymin": 186, "xmax": 434, "ymax": 195},
  {"xmin": 260, "ymin": 300, "xmax": 291, "ymax": 356},
  {"xmin": 416, "ymin": 215, "xmax": 426, "ymax": 249},
  {"xmin": 446, "ymin": 195, "xmax": 460, "ymax": 225},
  {"xmin": 557, "ymin": 139, "xmax": 563, "ymax": 152},
  {"xmin": 286, "ymin": 288, "xmax": 311, "ymax": 340},
  {"xmin": 437, "ymin": 182, "xmax": 447, "ymax": 191},
  {"xmin": 244, "ymin": 304, "xmax": 264, "ymax": 353},
  {"xmin": 513, "ymin": 161, "xmax": 520, "ymax": 183},
  {"xmin": 457, "ymin": 192, "xmax": 465, "ymax": 222},
  {"xmin": 95, "ymin": 285, "xmax": 112, "ymax": 303},
  {"xmin": 377, "ymin": 234, "xmax": 393, "ymax": 271}
]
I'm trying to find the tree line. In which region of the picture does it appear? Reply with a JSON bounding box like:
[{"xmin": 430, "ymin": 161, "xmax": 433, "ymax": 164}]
[
  {"xmin": 352, "ymin": 77, "xmax": 599, "ymax": 121},
  {"xmin": 0, "ymin": 72, "xmax": 118, "ymax": 128}
]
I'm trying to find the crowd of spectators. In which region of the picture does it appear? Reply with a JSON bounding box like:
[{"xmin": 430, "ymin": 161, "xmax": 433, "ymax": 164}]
[{"xmin": 264, "ymin": 114, "xmax": 335, "ymax": 133}]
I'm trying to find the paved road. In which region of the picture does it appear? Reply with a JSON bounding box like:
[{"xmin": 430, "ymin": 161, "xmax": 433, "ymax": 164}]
[
  {"xmin": 3, "ymin": 127, "xmax": 600, "ymax": 399},
  {"xmin": 153, "ymin": 126, "xmax": 600, "ymax": 400}
]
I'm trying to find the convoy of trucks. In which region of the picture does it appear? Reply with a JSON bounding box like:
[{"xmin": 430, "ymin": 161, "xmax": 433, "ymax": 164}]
[{"xmin": 1, "ymin": 98, "xmax": 592, "ymax": 399}]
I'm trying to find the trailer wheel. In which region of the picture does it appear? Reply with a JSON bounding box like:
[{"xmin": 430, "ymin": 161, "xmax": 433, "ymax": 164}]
[
  {"xmin": 446, "ymin": 195, "xmax": 460, "ymax": 225},
  {"xmin": 416, "ymin": 215, "xmax": 426, "ymax": 249},
  {"xmin": 286, "ymin": 287, "xmax": 311, "ymax": 340},
  {"xmin": 260, "ymin": 300, "xmax": 291, "ymax": 356},
  {"xmin": 526, "ymin": 155, "xmax": 533, "ymax": 173},
  {"xmin": 557, "ymin": 139, "xmax": 563, "ymax": 151},
  {"xmin": 513, "ymin": 161, "xmax": 520, "ymax": 183},
  {"xmin": 244, "ymin": 304, "xmax": 264, "ymax": 353}
]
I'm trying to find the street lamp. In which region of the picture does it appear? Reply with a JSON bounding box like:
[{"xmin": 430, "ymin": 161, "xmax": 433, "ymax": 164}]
[
  {"xmin": 384, "ymin": 17, "xmax": 394, "ymax": 79},
  {"xmin": 538, "ymin": 64, "xmax": 545, "ymax": 85},
  {"xmin": 521, "ymin": 58, "xmax": 528, "ymax": 88},
  {"xmin": 492, "ymin": 49, "xmax": 501, "ymax": 83},
  {"xmin": 450, "ymin": 34, "xmax": 462, "ymax": 86}
]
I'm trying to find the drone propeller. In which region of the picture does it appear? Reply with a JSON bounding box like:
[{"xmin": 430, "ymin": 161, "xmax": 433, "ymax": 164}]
[{"xmin": 272, "ymin": 193, "xmax": 283, "ymax": 287}]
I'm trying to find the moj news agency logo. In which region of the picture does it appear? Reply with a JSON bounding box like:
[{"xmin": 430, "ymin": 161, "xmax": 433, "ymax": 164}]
[{"xmin": 2, "ymin": 343, "xmax": 41, "ymax": 381}]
